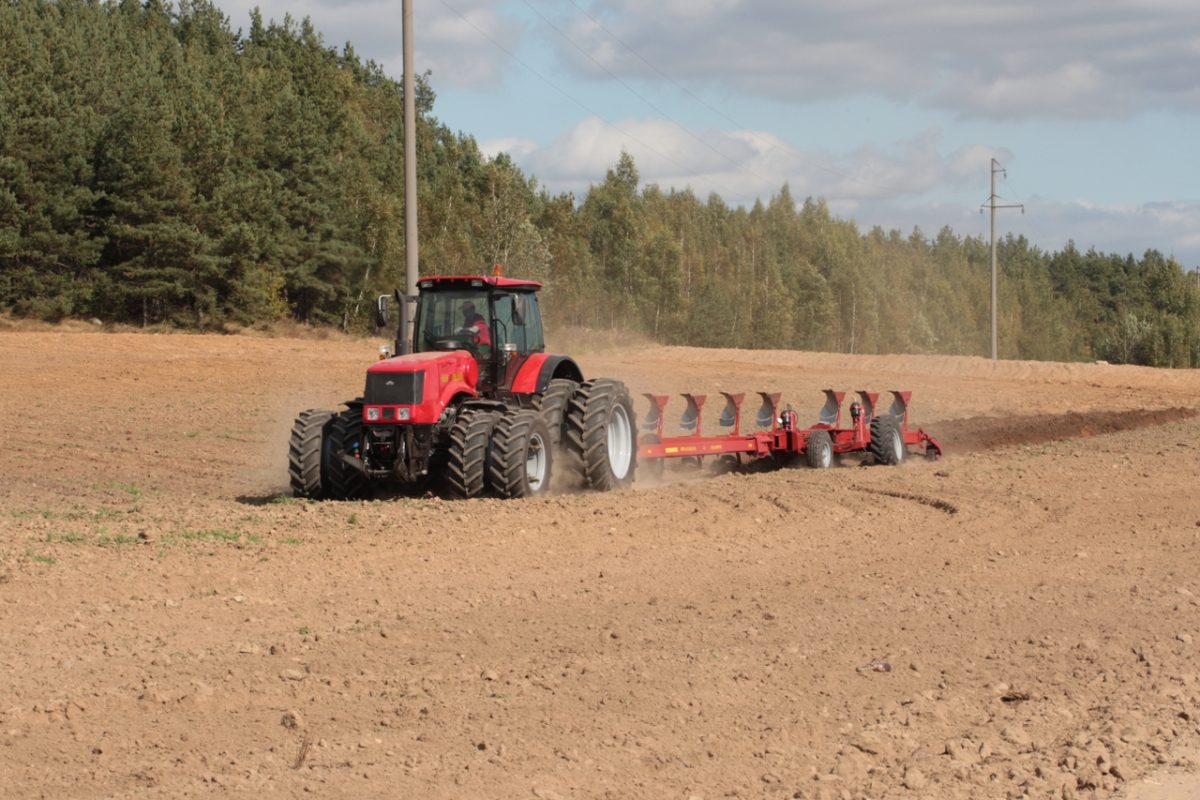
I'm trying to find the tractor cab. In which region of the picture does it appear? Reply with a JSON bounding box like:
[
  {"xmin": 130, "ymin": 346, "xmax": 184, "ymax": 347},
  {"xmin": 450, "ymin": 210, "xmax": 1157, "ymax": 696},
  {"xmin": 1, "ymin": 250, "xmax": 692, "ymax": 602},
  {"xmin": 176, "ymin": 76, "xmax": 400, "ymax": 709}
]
[{"xmin": 387, "ymin": 274, "xmax": 546, "ymax": 394}]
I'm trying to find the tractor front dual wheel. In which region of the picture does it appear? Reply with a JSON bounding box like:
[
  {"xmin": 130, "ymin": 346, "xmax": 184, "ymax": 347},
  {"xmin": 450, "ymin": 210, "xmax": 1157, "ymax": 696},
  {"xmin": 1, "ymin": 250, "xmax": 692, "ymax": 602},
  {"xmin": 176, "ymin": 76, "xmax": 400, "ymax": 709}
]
[
  {"xmin": 289, "ymin": 409, "xmax": 334, "ymax": 498},
  {"xmin": 328, "ymin": 409, "xmax": 369, "ymax": 500},
  {"xmin": 287, "ymin": 408, "xmax": 369, "ymax": 500},
  {"xmin": 564, "ymin": 379, "xmax": 637, "ymax": 491},
  {"xmin": 488, "ymin": 408, "xmax": 554, "ymax": 498},
  {"xmin": 445, "ymin": 409, "xmax": 499, "ymax": 499}
]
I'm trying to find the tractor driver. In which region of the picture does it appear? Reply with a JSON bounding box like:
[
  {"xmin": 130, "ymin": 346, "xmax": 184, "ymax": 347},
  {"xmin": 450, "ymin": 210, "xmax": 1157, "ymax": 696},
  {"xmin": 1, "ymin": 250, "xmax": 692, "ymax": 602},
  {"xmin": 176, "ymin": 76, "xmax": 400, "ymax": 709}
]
[{"xmin": 461, "ymin": 301, "xmax": 492, "ymax": 354}]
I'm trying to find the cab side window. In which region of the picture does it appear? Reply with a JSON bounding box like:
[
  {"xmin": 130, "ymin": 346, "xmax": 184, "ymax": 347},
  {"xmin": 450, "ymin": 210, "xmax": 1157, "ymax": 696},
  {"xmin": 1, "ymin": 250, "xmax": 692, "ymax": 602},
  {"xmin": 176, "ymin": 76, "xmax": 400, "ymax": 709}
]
[
  {"xmin": 521, "ymin": 294, "xmax": 544, "ymax": 352},
  {"xmin": 492, "ymin": 292, "xmax": 544, "ymax": 355}
]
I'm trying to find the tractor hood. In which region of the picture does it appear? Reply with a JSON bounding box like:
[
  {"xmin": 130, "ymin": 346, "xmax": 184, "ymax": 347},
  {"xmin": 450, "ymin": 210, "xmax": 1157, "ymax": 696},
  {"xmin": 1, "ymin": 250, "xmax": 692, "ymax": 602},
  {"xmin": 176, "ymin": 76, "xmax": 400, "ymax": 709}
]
[{"xmin": 362, "ymin": 351, "xmax": 478, "ymax": 425}]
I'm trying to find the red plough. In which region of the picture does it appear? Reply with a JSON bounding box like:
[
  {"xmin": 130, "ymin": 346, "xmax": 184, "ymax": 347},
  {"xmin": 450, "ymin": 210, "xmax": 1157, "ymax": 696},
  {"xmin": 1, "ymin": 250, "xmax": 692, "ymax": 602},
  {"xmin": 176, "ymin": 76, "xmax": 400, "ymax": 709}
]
[{"xmin": 638, "ymin": 389, "xmax": 942, "ymax": 472}]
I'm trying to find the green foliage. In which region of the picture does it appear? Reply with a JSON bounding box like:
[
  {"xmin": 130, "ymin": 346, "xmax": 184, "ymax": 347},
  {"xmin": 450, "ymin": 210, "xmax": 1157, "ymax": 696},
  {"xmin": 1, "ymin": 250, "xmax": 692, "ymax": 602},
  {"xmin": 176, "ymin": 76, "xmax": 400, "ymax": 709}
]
[{"xmin": 1, "ymin": 1, "xmax": 1198, "ymax": 366}]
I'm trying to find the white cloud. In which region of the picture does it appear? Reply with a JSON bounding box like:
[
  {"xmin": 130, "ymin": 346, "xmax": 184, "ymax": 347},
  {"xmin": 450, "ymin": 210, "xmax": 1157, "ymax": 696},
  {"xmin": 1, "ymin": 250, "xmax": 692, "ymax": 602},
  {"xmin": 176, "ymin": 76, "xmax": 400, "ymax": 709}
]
[
  {"xmin": 857, "ymin": 196, "xmax": 1200, "ymax": 268},
  {"xmin": 217, "ymin": 0, "xmax": 521, "ymax": 89},
  {"xmin": 554, "ymin": 0, "xmax": 1200, "ymax": 119},
  {"xmin": 1018, "ymin": 199, "xmax": 1200, "ymax": 265},
  {"xmin": 488, "ymin": 116, "xmax": 1200, "ymax": 265},
  {"xmin": 498, "ymin": 118, "xmax": 1013, "ymax": 204},
  {"xmin": 478, "ymin": 136, "xmax": 540, "ymax": 161}
]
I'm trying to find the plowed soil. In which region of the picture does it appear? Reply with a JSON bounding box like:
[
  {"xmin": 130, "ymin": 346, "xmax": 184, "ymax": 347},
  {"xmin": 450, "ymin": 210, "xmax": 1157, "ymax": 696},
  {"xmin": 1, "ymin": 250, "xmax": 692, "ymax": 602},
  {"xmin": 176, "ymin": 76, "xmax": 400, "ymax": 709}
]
[{"xmin": 2, "ymin": 330, "xmax": 1200, "ymax": 800}]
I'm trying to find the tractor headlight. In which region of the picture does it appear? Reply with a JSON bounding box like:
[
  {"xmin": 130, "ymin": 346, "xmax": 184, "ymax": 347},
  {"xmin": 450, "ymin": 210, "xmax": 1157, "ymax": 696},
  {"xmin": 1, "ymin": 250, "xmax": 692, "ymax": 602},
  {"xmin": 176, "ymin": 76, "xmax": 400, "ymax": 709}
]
[
  {"xmin": 397, "ymin": 408, "xmax": 411, "ymax": 421},
  {"xmin": 366, "ymin": 406, "xmax": 381, "ymax": 421}
]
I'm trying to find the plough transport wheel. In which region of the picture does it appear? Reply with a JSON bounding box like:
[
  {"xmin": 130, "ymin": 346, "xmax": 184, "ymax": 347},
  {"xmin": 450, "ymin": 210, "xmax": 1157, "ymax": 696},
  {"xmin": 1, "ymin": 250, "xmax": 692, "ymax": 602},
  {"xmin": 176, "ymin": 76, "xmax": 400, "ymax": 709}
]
[
  {"xmin": 869, "ymin": 415, "xmax": 906, "ymax": 466},
  {"xmin": 805, "ymin": 428, "xmax": 833, "ymax": 469}
]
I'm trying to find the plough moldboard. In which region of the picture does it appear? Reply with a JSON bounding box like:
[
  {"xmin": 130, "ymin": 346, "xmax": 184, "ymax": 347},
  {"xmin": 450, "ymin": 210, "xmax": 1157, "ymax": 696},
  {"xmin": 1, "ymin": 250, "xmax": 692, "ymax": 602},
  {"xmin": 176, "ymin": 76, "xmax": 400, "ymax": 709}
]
[{"xmin": 637, "ymin": 389, "xmax": 942, "ymax": 472}]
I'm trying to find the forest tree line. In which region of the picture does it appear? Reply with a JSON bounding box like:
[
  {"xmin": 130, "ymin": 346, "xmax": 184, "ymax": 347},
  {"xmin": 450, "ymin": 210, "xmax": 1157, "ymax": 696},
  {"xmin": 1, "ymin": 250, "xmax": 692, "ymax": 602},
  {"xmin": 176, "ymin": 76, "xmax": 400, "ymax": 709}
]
[{"xmin": 2, "ymin": 0, "xmax": 1199, "ymax": 366}]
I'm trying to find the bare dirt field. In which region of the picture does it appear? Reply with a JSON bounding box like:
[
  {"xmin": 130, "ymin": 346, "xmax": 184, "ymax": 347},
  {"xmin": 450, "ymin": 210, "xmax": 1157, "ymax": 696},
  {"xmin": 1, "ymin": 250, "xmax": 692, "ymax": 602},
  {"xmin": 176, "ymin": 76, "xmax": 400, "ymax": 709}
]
[{"xmin": 2, "ymin": 330, "xmax": 1199, "ymax": 799}]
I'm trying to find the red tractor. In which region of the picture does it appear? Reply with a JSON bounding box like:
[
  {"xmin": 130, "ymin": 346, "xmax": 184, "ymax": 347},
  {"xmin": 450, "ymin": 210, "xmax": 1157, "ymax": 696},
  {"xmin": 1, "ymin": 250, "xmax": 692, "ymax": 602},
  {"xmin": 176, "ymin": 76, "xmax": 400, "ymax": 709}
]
[{"xmin": 288, "ymin": 273, "xmax": 637, "ymax": 499}]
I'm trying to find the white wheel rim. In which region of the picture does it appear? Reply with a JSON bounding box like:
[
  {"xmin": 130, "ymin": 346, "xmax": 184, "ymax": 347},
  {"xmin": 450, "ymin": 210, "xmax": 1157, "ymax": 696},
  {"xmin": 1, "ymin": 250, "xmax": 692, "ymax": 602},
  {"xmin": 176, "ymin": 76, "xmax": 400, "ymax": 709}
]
[
  {"xmin": 818, "ymin": 441, "xmax": 832, "ymax": 468},
  {"xmin": 891, "ymin": 429, "xmax": 904, "ymax": 462},
  {"xmin": 607, "ymin": 403, "xmax": 633, "ymax": 481},
  {"xmin": 526, "ymin": 431, "xmax": 547, "ymax": 491}
]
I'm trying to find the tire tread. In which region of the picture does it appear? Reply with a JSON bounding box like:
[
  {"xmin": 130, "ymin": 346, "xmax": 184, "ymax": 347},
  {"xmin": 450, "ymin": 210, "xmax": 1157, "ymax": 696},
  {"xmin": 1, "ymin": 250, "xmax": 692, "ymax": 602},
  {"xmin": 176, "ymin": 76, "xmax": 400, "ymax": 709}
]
[{"xmin": 445, "ymin": 409, "xmax": 498, "ymax": 499}]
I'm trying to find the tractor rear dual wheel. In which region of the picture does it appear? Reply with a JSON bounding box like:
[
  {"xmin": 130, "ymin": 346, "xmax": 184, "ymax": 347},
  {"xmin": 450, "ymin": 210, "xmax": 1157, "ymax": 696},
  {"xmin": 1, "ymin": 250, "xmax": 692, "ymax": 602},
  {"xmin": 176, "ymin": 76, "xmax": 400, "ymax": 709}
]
[
  {"xmin": 564, "ymin": 379, "xmax": 637, "ymax": 491},
  {"xmin": 533, "ymin": 378, "xmax": 579, "ymax": 449}
]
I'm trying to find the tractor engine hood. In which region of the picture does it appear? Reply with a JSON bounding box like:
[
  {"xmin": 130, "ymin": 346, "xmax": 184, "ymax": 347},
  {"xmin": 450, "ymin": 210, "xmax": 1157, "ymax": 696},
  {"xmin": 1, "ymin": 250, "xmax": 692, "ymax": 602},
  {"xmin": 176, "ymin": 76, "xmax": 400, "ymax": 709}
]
[{"xmin": 362, "ymin": 351, "xmax": 478, "ymax": 425}]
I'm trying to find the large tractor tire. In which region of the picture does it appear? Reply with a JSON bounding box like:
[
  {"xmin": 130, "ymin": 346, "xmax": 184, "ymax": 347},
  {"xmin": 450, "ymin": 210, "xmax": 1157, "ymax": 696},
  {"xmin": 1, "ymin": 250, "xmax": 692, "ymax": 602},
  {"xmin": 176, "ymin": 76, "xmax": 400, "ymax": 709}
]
[
  {"xmin": 532, "ymin": 378, "xmax": 579, "ymax": 449},
  {"xmin": 564, "ymin": 379, "xmax": 637, "ymax": 491},
  {"xmin": 288, "ymin": 409, "xmax": 334, "ymax": 498},
  {"xmin": 488, "ymin": 408, "xmax": 553, "ymax": 498},
  {"xmin": 805, "ymin": 428, "xmax": 834, "ymax": 469},
  {"xmin": 327, "ymin": 409, "xmax": 370, "ymax": 500},
  {"xmin": 869, "ymin": 415, "xmax": 906, "ymax": 466},
  {"xmin": 445, "ymin": 409, "xmax": 499, "ymax": 499}
]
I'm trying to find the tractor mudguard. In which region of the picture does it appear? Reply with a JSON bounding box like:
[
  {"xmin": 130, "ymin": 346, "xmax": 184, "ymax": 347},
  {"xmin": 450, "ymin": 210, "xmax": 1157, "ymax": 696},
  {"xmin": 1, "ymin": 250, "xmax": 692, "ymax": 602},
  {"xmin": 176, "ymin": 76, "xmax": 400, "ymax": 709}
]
[{"xmin": 509, "ymin": 354, "xmax": 584, "ymax": 396}]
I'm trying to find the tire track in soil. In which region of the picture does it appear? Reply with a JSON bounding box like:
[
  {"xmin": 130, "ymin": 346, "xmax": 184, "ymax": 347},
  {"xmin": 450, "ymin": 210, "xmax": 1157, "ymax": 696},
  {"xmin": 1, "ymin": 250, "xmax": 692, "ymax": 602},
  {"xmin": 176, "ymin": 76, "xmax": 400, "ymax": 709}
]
[
  {"xmin": 850, "ymin": 485, "xmax": 959, "ymax": 514},
  {"xmin": 931, "ymin": 406, "xmax": 1198, "ymax": 455}
]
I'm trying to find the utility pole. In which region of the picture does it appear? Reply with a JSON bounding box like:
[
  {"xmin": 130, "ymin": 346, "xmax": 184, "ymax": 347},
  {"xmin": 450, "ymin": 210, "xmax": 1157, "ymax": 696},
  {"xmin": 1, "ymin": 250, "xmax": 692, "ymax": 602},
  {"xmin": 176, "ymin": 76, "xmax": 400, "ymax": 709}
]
[
  {"xmin": 981, "ymin": 158, "xmax": 1024, "ymax": 360},
  {"xmin": 402, "ymin": 0, "xmax": 418, "ymax": 350}
]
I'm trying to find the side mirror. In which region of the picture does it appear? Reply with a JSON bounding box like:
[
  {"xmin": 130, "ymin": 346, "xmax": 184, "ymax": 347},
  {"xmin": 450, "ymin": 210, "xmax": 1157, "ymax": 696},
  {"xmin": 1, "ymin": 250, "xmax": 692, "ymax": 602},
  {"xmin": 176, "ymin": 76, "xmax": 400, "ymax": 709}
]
[
  {"xmin": 374, "ymin": 294, "xmax": 390, "ymax": 328},
  {"xmin": 512, "ymin": 293, "xmax": 526, "ymax": 326}
]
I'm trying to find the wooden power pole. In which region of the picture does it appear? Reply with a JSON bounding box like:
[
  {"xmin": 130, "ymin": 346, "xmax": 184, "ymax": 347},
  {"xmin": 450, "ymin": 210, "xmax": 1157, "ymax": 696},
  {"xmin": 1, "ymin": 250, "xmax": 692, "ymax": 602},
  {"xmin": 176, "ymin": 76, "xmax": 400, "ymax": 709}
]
[
  {"xmin": 982, "ymin": 158, "xmax": 1024, "ymax": 360},
  {"xmin": 402, "ymin": 0, "xmax": 418, "ymax": 350}
]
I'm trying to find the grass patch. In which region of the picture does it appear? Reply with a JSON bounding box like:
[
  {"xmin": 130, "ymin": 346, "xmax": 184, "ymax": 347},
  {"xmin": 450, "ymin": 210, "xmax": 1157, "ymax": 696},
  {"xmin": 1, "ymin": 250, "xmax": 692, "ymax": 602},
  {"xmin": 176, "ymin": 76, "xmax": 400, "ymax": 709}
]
[
  {"xmin": 45, "ymin": 532, "xmax": 86, "ymax": 545},
  {"xmin": 281, "ymin": 536, "xmax": 303, "ymax": 546},
  {"xmin": 268, "ymin": 494, "xmax": 299, "ymax": 505},
  {"xmin": 218, "ymin": 430, "xmax": 260, "ymax": 443},
  {"xmin": 97, "ymin": 534, "xmax": 138, "ymax": 548},
  {"xmin": 159, "ymin": 528, "xmax": 262, "ymax": 550},
  {"xmin": 297, "ymin": 626, "xmax": 310, "ymax": 636},
  {"xmin": 10, "ymin": 510, "xmax": 55, "ymax": 520},
  {"xmin": 94, "ymin": 481, "xmax": 143, "ymax": 498},
  {"xmin": 175, "ymin": 529, "xmax": 242, "ymax": 542},
  {"xmin": 26, "ymin": 550, "xmax": 56, "ymax": 565},
  {"xmin": 348, "ymin": 512, "xmax": 359, "ymax": 525}
]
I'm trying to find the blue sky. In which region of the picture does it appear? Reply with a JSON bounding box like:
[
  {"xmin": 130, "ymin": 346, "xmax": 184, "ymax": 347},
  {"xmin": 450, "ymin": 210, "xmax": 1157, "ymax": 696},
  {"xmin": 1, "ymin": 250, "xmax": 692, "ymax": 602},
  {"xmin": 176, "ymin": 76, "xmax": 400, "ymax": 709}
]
[{"xmin": 219, "ymin": 0, "xmax": 1200, "ymax": 267}]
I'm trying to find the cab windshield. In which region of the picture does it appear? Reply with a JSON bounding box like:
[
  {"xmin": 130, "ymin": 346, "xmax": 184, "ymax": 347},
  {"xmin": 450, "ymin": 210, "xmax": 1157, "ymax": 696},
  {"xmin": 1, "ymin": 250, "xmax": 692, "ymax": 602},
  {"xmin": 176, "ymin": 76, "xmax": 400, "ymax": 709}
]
[{"xmin": 414, "ymin": 289, "xmax": 491, "ymax": 353}]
